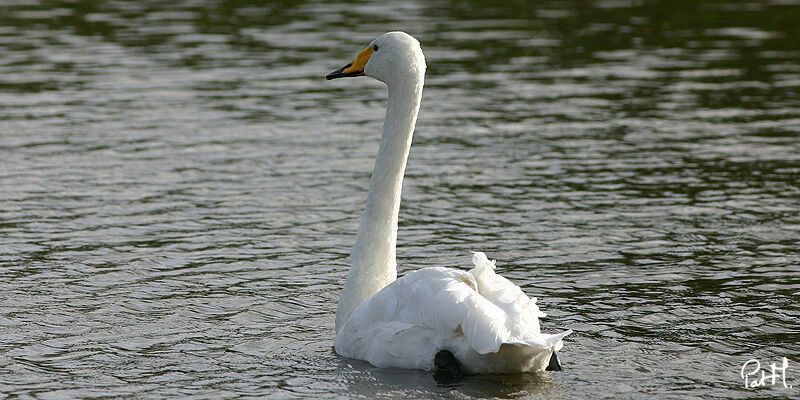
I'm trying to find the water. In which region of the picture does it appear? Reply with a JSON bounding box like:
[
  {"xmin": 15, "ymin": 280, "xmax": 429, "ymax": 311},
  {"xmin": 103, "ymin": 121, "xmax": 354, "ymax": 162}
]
[{"xmin": 1, "ymin": 0, "xmax": 799, "ymax": 398}]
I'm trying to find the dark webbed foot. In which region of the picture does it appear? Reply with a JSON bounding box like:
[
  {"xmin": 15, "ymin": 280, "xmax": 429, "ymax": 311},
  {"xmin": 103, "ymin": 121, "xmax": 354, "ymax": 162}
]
[
  {"xmin": 433, "ymin": 350, "xmax": 462, "ymax": 383},
  {"xmin": 545, "ymin": 351, "xmax": 562, "ymax": 371}
]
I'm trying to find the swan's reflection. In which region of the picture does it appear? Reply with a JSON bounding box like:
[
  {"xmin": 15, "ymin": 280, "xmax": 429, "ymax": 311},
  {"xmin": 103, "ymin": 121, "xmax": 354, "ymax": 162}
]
[{"xmin": 335, "ymin": 353, "xmax": 566, "ymax": 399}]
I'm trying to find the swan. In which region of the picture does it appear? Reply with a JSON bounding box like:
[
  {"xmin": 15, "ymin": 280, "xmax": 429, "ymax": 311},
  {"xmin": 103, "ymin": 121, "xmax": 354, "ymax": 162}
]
[{"xmin": 326, "ymin": 31, "xmax": 571, "ymax": 374}]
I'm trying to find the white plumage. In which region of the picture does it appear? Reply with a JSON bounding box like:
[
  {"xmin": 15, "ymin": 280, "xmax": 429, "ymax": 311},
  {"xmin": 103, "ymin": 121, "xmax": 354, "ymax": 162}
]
[
  {"xmin": 336, "ymin": 252, "xmax": 571, "ymax": 373},
  {"xmin": 327, "ymin": 32, "xmax": 570, "ymax": 374}
]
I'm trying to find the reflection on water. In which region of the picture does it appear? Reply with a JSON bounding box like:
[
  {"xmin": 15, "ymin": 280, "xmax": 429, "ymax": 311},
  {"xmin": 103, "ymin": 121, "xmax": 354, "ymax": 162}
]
[
  {"xmin": 1, "ymin": 0, "xmax": 798, "ymax": 398},
  {"xmin": 338, "ymin": 356, "xmax": 565, "ymax": 399}
]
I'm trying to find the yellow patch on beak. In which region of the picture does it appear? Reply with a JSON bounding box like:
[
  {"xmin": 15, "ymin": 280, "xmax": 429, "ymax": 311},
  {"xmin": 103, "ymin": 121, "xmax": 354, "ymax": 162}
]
[
  {"xmin": 343, "ymin": 47, "xmax": 373, "ymax": 74},
  {"xmin": 326, "ymin": 47, "xmax": 374, "ymax": 80}
]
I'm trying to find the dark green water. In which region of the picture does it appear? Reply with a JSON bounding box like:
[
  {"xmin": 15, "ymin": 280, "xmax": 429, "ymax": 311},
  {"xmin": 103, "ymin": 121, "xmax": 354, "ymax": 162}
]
[{"xmin": 1, "ymin": 0, "xmax": 799, "ymax": 398}]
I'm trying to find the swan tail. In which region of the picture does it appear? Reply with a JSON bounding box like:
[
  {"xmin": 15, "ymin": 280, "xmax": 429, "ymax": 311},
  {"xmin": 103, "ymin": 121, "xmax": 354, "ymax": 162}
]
[
  {"xmin": 508, "ymin": 329, "xmax": 572, "ymax": 349},
  {"xmin": 544, "ymin": 329, "xmax": 573, "ymax": 346}
]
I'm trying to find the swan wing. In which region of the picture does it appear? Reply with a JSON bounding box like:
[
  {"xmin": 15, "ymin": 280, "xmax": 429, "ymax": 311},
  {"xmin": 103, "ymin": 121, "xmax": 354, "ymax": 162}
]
[
  {"xmin": 335, "ymin": 254, "xmax": 571, "ymax": 371},
  {"xmin": 464, "ymin": 252, "xmax": 571, "ymax": 352}
]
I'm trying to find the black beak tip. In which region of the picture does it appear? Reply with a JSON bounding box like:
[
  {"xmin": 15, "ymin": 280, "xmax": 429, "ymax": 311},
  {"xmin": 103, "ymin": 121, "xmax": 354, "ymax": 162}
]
[
  {"xmin": 326, "ymin": 64, "xmax": 350, "ymax": 80},
  {"xmin": 325, "ymin": 69, "xmax": 341, "ymax": 80},
  {"xmin": 545, "ymin": 351, "xmax": 562, "ymax": 372}
]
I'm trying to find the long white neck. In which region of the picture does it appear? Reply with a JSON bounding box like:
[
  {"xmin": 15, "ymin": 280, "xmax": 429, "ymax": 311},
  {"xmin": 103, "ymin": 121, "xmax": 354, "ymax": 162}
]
[{"xmin": 335, "ymin": 76, "xmax": 424, "ymax": 332}]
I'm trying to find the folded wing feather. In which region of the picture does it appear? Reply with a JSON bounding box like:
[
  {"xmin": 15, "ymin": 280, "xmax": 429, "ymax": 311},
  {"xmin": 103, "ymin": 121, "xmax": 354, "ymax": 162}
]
[{"xmin": 334, "ymin": 252, "xmax": 568, "ymax": 370}]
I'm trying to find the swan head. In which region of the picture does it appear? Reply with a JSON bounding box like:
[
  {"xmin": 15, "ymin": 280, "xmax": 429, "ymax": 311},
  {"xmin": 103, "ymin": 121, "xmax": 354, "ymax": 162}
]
[{"xmin": 326, "ymin": 31, "xmax": 426, "ymax": 86}]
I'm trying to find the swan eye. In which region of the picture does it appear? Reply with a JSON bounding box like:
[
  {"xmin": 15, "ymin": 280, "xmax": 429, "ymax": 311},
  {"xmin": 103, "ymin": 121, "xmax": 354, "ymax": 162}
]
[{"xmin": 372, "ymin": 44, "xmax": 379, "ymax": 51}]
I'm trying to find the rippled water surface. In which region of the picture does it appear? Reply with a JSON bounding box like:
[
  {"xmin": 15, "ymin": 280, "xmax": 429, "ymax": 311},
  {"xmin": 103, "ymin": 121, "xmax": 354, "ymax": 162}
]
[{"xmin": 2, "ymin": 0, "xmax": 799, "ymax": 398}]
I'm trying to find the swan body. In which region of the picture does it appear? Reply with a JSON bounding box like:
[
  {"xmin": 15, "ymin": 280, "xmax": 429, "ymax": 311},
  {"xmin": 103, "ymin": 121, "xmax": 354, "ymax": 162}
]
[{"xmin": 327, "ymin": 32, "xmax": 570, "ymax": 373}]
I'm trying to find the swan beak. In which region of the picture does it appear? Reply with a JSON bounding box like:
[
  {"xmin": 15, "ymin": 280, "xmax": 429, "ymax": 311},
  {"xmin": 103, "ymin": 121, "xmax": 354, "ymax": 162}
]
[{"xmin": 326, "ymin": 47, "xmax": 373, "ymax": 80}]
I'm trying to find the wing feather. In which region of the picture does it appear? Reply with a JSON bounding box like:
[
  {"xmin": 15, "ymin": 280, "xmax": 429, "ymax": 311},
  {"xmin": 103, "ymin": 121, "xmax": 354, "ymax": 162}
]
[{"xmin": 335, "ymin": 254, "xmax": 571, "ymax": 371}]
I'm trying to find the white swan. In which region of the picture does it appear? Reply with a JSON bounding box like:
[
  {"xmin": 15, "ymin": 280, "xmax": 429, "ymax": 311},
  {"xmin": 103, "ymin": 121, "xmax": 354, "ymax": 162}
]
[{"xmin": 326, "ymin": 31, "xmax": 571, "ymax": 374}]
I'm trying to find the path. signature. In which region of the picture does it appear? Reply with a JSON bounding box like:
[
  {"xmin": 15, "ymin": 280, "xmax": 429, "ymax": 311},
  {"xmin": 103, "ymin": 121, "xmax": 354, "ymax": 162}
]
[{"xmin": 741, "ymin": 357, "xmax": 793, "ymax": 389}]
